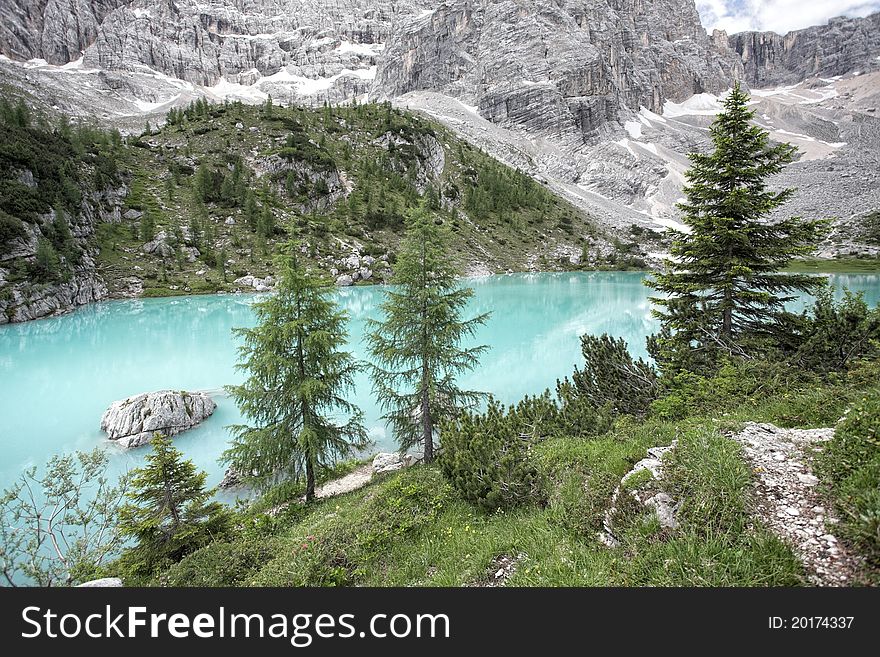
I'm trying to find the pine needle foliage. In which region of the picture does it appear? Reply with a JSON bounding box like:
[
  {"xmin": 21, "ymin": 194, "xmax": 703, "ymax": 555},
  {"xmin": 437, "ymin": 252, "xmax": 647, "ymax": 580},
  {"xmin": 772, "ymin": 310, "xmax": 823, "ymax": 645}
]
[
  {"xmin": 224, "ymin": 242, "xmax": 367, "ymax": 499},
  {"xmin": 647, "ymin": 82, "xmax": 828, "ymax": 372},
  {"xmin": 367, "ymin": 206, "xmax": 490, "ymax": 463}
]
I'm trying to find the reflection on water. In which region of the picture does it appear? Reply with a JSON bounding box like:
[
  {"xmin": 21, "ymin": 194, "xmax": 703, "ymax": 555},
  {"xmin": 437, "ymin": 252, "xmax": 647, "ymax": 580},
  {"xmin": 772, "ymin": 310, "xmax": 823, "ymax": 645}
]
[{"xmin": 1, "ymin": 271, "xmax": 878, "ymax": 493}]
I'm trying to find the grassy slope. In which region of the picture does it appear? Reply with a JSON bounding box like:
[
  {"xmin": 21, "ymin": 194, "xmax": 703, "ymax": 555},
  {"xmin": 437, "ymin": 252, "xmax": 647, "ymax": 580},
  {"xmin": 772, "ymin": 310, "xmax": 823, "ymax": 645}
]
[
  {"xmin": 153, "ymin": 361, "xmax": 880, "ymax": 588},
  {"xmin": 785, "ymin": 257, "xmax": 880, "ymax": 273},
  {"xmin": 95, "ymin": 101, "xmax": 646, "ymax": 298}
]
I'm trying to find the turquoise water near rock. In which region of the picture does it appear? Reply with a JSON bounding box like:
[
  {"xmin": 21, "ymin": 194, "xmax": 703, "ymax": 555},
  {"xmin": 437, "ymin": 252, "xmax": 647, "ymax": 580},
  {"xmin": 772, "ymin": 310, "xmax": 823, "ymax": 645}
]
[{"xmin": 1, "ymin": 271, "xmax": 879, "ymax": 494}]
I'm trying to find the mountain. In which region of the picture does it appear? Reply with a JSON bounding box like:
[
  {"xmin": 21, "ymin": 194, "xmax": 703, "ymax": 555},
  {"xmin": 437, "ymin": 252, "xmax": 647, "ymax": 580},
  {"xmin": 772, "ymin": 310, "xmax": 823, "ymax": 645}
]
[
  {"xmin": 0, "ymin": 1, "xmax": 879, "ymax": 322},
  {"xmin": 2, "ymin": 98, "xmax": 633, "ymax": 323},
  {"xmin": 730, "ymin": 13, "xmax": 880, "ymax": 87},
  {"xmin": 0, "ymin": 0, "xmax": 131, "ymax": 64}
]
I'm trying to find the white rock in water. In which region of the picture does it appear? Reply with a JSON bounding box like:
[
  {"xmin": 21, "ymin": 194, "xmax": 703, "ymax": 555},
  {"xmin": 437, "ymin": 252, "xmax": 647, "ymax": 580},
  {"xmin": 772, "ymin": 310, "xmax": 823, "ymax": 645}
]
[
  {"xmin": 336, "ymin": 274, "xmax": 353, "ymax": 286},
  {"xmin": 101, "ymin": 390, "xmax": 216, "ymax": 448},
  {"xmin": 77, "ymin": 577, "xmax": 123, "ymax": 587}
]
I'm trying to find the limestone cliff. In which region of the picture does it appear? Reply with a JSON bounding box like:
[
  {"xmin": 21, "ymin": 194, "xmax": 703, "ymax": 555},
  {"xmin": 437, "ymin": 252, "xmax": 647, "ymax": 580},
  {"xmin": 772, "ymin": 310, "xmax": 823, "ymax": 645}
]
[{"xmin": 730, "ymin": 13, "xmax": 880, "ymax": 87}]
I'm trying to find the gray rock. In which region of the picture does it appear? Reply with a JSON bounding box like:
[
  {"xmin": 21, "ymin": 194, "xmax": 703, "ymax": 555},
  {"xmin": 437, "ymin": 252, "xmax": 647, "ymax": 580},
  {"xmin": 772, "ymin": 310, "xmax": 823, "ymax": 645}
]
[
  {"xmin": 372, "ymin": 452, "xmax": 417, "ymax": 475},
  {"xmin": 218, "ymin": 466, "xmax": 242, "ymax": 490},
  {"xmin": 77, "ymin": 577, "xmax": 123, "ymax": 587},
  {"xmin": 730, "ymin": 14, "xmax": 880, "ymax": 87},
  {"xmin": 142, "ymin": 230, "xmax": 174, "ymax": 258},
  {"xmin": 335, "ymin": 273, "xmax": 353, "ymax": 286},
  {"xmin": 0, "ymin": 0, "xmax": 132, "ymax": 64},
  {"xmin": 600, "ymin": 440, "xmax": 679, "ymax": 547},
  {"xmin": 100, "ymin": 390, "xmax": 216, "ymax": 448},
  {"xmin": 375, "ymin": 0, "xmax": 743, "ymax": 142}
]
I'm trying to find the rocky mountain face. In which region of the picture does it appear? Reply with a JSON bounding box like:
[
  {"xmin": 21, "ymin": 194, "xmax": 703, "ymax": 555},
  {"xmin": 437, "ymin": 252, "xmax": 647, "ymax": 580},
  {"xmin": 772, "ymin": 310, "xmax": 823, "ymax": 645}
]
[
  {"xmin": 0, "ymin": 182, "xmax": 126, "ymax": 324},
  {"xmin": 0, "ymin": 0, "xmax": 132, "ymax": 64},
  {"xmin": 0, "ymin": 1, "xmax": 878, "ymax": 325},
  {"xmin": 85, "ymin": 0, "xmax": 436, "ymax": 99},
  {"xmin": 730, "ymin": 13, "xmax": 880, "ymax": 88},
  {"xmin": 375, "ymin": 0, "xmax": 743, "ymax": 144}
]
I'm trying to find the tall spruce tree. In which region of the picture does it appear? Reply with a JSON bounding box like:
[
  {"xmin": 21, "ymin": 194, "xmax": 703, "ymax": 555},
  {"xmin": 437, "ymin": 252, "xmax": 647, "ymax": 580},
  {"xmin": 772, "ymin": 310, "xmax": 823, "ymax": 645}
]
[
  {"xmin": 648, "ymin": 82, "xmax": 827, "ymax": 371},
  {"xmin": 367, "ymin": 206, "xmax": 489, "ymax": 463},
  {"xmin": 119, "ymin": 435, "xmax": 228, "ymax": 573},
  {"xmin": 223, "ymin": 243, "xmax": 367, "ymax": 499}
]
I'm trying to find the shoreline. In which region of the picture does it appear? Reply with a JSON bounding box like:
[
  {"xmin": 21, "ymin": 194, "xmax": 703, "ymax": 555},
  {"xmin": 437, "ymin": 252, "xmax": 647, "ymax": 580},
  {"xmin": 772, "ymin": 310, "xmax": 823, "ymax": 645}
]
[{"xmin": 3, "ymin": 259, "xmax": 879, "ymax": 327}]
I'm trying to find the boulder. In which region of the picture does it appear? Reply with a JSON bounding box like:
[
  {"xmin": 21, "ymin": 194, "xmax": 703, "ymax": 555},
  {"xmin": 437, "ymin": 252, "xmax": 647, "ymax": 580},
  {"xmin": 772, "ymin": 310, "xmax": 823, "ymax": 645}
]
[
  {"xmin": 218, "ymin": 466, "xmax": 243, "ymax": 489},
  {"xmin": 358, "ymin": 267, "xmax": 373, "ymax": 281},
  {"xmin": 336, "ymin": 274, "xmax": 353, "ymax": 287},
  {"xmin": 77, "ymin": 577, "xmax": 123, "ymax": 587},
  {"xmin": 142, "ymin": 231, "xmax": 175, "ymax": 258},
  {"xmin": 100, "ymin": 390, "xmax": 216, "ymax": 448},
  {"xmin": 372, "ymin": 452, "xmax": 417, "ymax": 475}
]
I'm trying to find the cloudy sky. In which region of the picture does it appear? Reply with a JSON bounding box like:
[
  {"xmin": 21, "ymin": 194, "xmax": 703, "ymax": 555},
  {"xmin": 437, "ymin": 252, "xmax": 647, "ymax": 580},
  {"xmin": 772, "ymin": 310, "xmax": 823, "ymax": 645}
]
[{"xmin": 696, "ymin": 0, "xmax": 880, "ymax": 34}]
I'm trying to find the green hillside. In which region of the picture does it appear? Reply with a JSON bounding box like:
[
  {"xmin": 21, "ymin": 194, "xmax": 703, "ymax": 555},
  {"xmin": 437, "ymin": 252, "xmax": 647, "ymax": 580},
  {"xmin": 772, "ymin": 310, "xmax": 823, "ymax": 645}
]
[{"xmin": 98, "ymin": 98, "xmax": 621, "ymax": 298}]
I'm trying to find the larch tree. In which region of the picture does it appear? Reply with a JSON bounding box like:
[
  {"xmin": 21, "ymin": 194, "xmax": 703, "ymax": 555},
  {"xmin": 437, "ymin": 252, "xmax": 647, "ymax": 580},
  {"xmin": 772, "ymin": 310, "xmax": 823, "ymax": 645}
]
[
  {"xmin": 223, "ymin": 243, "xmax": 367, "ymax": 500},
  {"xmin": 367, "ymin": 205, "xmax": 490, "ymax": 463},
  {"xmin": 647, "ymin": 81, "xmax": 828, "ymax": 371}
]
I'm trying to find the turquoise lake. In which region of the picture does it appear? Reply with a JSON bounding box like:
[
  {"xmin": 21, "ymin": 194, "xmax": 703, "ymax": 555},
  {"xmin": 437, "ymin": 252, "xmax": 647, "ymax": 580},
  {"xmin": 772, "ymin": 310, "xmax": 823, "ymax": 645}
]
[{"xmin": 1, "ymin": 271, "xmax": 879, "ymax": 494}]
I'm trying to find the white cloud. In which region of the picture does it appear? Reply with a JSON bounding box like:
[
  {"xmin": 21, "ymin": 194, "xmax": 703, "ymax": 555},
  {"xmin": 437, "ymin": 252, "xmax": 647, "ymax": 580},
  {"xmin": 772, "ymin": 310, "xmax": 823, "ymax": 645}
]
[{"xmin": 696, "ymin": 1, "xmax": 880, "ymax": 34}]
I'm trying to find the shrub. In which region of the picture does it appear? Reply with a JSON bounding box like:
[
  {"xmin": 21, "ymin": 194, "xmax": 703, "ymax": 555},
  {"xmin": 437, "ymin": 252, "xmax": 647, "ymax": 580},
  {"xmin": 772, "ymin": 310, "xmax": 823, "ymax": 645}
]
[
  {"xmin": 440, "ymin": 400, "xmax": 542, "ymax": 511},
  {"xmin": 649, "ymin": 357, "xmax": 816, "ymax": 421},
  {"xmin": 790, "ymin": 288, "xmax": 880, "ymax": 373},
  {"xmin": 31, "ymin": 237, "xmax": 63, "ymax": 282},
  {"xmin": 569, "ymin": 334, "xmax": 658, "ymax": 417},
  {"xmin": 160, "ymin": 537, "xmax": 281, "ymax": 586}
]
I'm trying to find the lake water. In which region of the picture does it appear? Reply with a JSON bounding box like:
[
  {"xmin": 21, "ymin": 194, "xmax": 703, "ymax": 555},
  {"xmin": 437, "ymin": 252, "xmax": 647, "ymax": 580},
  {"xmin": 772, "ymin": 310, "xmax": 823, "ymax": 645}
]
[{"xmin": 1, "ymin": 271, "xmax": 879, "ymax": 494}]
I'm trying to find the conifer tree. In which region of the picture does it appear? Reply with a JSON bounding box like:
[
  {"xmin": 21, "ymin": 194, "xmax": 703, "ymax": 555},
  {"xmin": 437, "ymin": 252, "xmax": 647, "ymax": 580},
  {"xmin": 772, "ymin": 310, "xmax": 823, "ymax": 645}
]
[
  {"xmin": 224, "ymin": 243, "xmax": 367, "ymax": 499},
  {"xmin": 257, "ymin": 205, "xmax": 275, "ymax": 239},
  {"xmin": 139, "ymin": 209, "xmax": 156, "ymax": 242},
  {"xmin": 119, "ymin": 435, "xmax": 228, "ymax": 572},
  {"xmin": 367, "ymin": 205, "xmax": 490, "ymax": 463},
  {"xmin": 647, "ymin": 82, "xmax": 828, "ymax": 371}
]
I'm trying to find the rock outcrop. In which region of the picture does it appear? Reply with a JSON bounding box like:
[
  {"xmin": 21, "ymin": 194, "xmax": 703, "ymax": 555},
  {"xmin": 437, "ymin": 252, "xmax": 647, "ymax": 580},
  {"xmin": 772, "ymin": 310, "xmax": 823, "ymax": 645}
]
[
  {"xmin": 730, "ymin": 13, "xmax": 880, "ymax": 87},
  {"xmin": 77, "ymin": 576, "xmax": 123, "ymax": 587},
  {"xmin": 600, "ymin": 441, "xmax": 679, "ymax": 547},
  {"xmin": 375, "ymin": 0, "xmax": 744, "ymax": 143},
  {"xmin": 372, "ymin": 451, "xmax": 418, "ymax": 474},
  {"xmin": 0, "ymin": 184, "xmax": 126, "ymax": 325},
  {"xmin": 0, "ymin": 0, "xmax": 133, "ymax": 64},
  {"xmin": 100, "ymin": 390, "xmax": 216, "ymax": 448}
]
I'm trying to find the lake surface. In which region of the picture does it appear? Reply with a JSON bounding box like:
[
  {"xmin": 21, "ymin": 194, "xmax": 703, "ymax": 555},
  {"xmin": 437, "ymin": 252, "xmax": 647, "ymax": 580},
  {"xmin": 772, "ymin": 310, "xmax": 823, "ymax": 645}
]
[{"xmin": 1, "ymin": 271, "xmax": 879, "ymax": 493}]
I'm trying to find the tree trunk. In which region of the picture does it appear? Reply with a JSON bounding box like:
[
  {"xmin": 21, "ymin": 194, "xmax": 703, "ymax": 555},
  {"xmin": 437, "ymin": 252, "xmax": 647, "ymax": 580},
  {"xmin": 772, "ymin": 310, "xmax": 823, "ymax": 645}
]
[
  {"xmin": 305, "ymin": 457, "xmax": 315, "ymax": 502},
  {"xmin": 421, "ymin": 368, "xmax": 433, "ymax": 464},
  {"xmin": 722, "ymin": 243, "xmax": 734, "ymax": 340},
  {"xmin": 721, "ymin": 305, "xmax": 732, "ymax": 340},
  {"xmin": 420, "ymin": 238, "xmax": 434, "ymax": 463}
]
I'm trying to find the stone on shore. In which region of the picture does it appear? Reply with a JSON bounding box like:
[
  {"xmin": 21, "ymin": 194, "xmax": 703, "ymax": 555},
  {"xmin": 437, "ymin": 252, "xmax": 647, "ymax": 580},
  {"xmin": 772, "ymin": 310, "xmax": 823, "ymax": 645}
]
[
  {"xmin": 77, "ymin": 577, "xmax": 123, "ymax": 587},
  {"xmin": 372, "ymin": 452, "xmax": 418, "ymax": 475}
]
